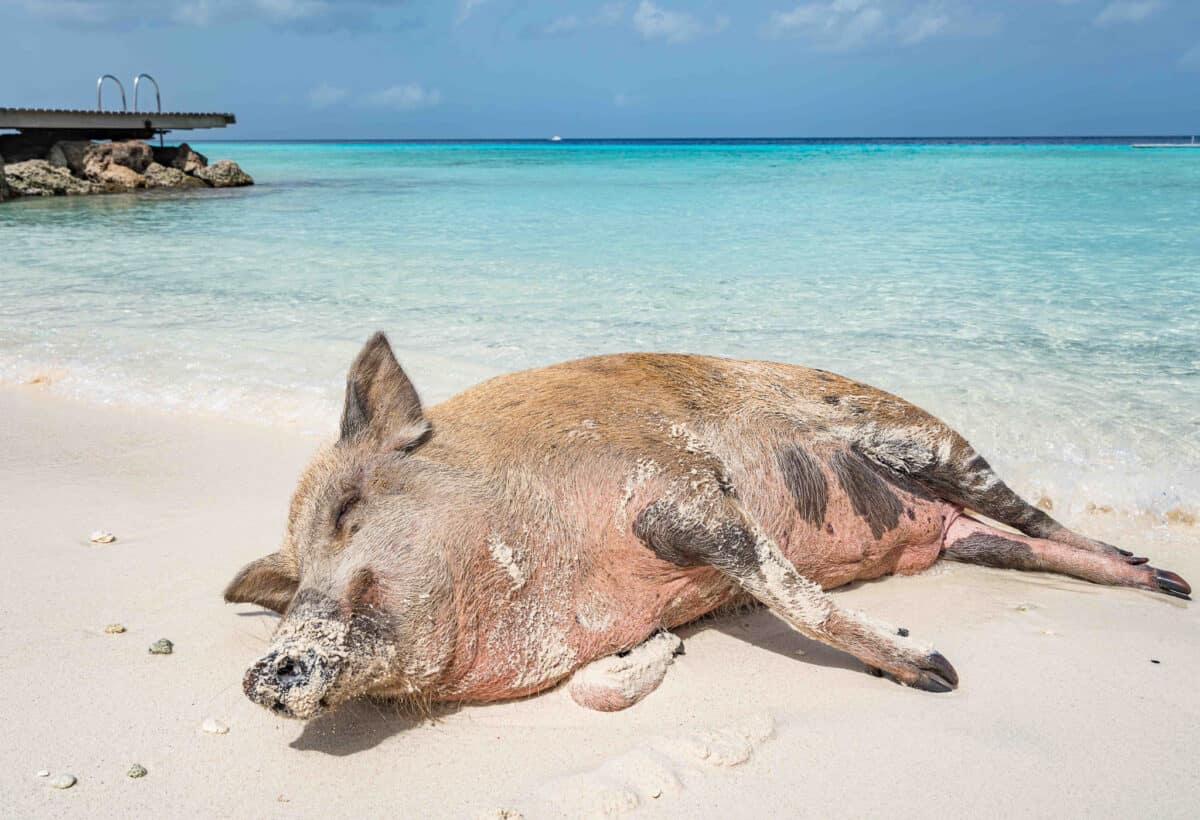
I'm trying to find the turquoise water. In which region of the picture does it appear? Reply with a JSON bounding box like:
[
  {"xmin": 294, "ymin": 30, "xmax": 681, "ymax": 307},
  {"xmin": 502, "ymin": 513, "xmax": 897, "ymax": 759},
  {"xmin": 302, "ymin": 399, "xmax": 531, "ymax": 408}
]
[{"xmin": 1, "ymin": 141, "xmax": 1198, "ymax": 521}]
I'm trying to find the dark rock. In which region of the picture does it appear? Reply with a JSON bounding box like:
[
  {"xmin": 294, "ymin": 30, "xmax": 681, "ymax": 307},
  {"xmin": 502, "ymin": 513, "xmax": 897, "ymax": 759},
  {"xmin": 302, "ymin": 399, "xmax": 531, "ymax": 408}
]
[
  {"xmin": 83, "ymin": 140, "xmax": 154, "ymax": 179},
  {"xmin": 48, "ymin": 141, "xmax": 91, "ymax": 176},
  {"xmin": 152, "ymin": 143, "xmax": 208, "ymax": 174},
  {"xmin": 195, "ymin": 159, "xmax": 253, "ymax": 188},
  {"xmin": 0, "ymin": 153, "xmax": 8, "ymax": 201}
]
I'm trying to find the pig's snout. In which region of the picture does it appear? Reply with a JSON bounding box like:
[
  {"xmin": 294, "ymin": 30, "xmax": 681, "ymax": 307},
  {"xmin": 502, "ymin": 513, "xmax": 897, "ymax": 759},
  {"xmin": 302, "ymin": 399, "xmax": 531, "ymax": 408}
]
[{"xmin": 243, "ymin": 646, "xmax": 340, "ymax": 720}]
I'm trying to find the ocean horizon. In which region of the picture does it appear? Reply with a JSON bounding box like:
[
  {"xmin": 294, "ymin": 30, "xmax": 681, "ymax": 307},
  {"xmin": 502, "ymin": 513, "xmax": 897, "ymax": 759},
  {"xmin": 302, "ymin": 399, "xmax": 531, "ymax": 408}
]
[
  {"xmin": 195, "ymin": 135, "xmax": 1197, "ymax": 144},
  {"xmin": 2, "ymin": 139, "xmax": 1197, "ymax": 525}
]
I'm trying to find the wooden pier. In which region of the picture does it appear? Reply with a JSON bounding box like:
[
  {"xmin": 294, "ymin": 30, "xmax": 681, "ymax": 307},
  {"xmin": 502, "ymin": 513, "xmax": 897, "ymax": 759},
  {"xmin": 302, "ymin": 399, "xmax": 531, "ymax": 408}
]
[{"xmin": 0, "ymin": 107, "xmax": 236, "ymax": 141}]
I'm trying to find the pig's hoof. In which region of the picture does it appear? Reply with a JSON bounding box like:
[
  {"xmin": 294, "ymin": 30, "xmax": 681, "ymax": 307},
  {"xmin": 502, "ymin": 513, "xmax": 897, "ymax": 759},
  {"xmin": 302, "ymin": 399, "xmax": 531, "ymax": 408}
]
[
  {"xmin": 877, "ymin": 651, "xmax": 959, "ymax": 693},
  {"xmin": 1152, "ymin": 568, "xmax": 1191, "ymax": 600},
  {"xmin": 568, "ymin": 630, "xmax": 683, "ymax": 712},
  {"xmin": 909, "ymin": 651, "xmax": 959, "ymax": 692}
]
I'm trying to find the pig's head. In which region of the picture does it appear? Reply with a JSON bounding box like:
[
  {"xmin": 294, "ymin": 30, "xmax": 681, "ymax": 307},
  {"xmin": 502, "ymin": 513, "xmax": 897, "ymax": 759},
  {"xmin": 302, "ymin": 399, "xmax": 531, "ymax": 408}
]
[{"xmin": 224, "ymin": 332, "xmax": 461, "ymax": 719}]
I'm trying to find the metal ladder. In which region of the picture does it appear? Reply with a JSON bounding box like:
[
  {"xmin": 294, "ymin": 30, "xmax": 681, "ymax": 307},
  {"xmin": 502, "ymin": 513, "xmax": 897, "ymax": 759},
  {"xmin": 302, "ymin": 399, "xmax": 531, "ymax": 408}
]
[
  {"xmin": 96, "ymin": 74, "xmax": 126, "ymax": 112},
  {"xmin": 95, "ymin": 73, "xmax": 161, "ymax": 113},
  {"xmin": 133, "ymin": 74, "xmax": 160, "ymax": 113}
]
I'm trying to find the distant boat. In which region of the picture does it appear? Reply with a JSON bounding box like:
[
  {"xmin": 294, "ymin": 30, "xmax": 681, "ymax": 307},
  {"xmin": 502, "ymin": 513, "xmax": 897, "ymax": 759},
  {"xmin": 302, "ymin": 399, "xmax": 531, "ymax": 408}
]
[
  {"xmin": 549, "ymin": 135, "xmax": 563, "ymax": 142},
  {"xmin": 1132, "ymin": 136, "xmax": 1198, "ymax": 148}
]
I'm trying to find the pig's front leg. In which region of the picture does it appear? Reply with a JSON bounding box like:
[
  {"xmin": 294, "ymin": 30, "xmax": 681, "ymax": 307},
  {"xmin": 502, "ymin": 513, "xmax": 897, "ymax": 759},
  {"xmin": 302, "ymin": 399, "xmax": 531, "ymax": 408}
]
[
  {"xmin": 567, "ymin": 629, "xmax": 684, "ymax": 711},
  {"xmin": 633, "ymin": 500, "xmax": 958, "ymax": 692}
]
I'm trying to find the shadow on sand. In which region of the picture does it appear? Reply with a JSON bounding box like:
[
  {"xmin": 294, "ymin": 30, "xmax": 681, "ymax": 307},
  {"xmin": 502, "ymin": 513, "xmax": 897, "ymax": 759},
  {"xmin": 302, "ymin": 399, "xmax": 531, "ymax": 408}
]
[{"xmin": 289, "ymin": 698, "xmax": 459, "ymax": 756}]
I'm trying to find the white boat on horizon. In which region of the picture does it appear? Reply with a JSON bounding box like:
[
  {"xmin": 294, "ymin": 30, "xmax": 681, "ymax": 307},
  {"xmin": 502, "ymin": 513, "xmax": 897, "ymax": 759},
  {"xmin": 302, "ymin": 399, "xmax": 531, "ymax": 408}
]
[{"xmin": 549, "ymin": 135, "xmax": 563, "ymax": 142}]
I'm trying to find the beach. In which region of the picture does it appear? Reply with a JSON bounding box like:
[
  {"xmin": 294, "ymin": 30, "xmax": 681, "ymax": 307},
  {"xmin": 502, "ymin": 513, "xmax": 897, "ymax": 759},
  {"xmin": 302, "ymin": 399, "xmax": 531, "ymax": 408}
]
[
  {"xmin": 2, "ymin": 383, "xmax": 1197, "ymax": 818},
  {"xmin": 1, "ymin": 140, "xmax": 1198, "ymax": 817}
]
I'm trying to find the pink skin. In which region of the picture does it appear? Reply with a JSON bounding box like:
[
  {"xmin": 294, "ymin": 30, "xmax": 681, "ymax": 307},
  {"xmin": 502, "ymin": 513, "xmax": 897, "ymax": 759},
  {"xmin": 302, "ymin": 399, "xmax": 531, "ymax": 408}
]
[{"xmin": 445, "ymin": 461, "xmax": 955, "ymax": 703}]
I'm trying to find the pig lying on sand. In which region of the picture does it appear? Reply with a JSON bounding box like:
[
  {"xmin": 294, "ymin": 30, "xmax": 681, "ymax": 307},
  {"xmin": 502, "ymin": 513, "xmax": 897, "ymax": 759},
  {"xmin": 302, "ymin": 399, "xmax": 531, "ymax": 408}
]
[{"xmin": 226, "ymin": 333, "xmax": 1190, "ymax": 719}]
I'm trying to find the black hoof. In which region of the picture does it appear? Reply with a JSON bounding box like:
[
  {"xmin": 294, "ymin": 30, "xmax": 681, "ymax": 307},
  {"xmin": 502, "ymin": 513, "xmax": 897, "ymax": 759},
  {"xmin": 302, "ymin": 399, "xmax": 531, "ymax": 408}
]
[
  {"xmin": 910, "ymin": 651, "xmax": 959, "ymax": 693},
  {"xmin": 1155, "ymin": 569, "xmax": 1192, "ymax": 600}
]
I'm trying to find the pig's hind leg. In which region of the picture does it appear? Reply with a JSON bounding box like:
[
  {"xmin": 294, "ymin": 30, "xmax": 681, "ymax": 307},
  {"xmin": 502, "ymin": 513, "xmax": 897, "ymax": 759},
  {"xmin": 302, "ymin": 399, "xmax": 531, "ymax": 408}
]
[
  {"xmin": 634, "ymin": 499, "xmax": 958, "ymax": 692},
  {"xmin": 568, "ymin": 630, "xmax": 684, "ymax": 712},
  {"xmin": 943, "ymin": 515, "xmax": 1191, "ymax": 599}
]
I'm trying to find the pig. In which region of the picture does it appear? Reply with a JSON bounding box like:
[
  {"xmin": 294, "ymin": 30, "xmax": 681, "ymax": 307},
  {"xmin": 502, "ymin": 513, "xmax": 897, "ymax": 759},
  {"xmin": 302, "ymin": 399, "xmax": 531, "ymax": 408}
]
[{"xmin": 225, "ymin": 332, "xmax": 1190, "ymax": 719}]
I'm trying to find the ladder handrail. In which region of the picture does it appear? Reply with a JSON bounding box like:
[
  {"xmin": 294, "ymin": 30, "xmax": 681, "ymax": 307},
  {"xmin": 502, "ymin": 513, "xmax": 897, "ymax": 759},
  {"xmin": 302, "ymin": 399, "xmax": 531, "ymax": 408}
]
[
  {"xmin": 96, "ymin": 74, "xmax": 127, "ymax": 112},
  {"xmin": 133, "ymin": 73, "xmax": 161, "ymax": 114}
]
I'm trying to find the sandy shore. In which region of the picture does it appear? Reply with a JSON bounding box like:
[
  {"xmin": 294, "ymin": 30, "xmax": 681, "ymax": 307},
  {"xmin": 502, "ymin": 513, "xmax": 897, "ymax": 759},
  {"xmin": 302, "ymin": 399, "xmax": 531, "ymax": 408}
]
[{"xmin": 2, "ymin": 385, "xmax": 1196, "ymax": 819}]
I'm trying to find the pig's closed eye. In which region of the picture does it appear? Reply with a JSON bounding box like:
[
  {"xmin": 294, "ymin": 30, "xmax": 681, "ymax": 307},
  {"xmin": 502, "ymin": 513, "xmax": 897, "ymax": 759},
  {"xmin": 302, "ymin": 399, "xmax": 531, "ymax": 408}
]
[{"xmin": 334, "ymin": 494, "xmax": 361, "ymax": 532}]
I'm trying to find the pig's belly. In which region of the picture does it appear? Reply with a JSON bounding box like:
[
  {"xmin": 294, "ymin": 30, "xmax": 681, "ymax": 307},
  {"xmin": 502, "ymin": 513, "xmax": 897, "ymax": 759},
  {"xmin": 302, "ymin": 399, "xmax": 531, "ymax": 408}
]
[
  {"xmin": 571, "ymin": 494, "xmax": 953, "ymax": 657},
  {"xmin": 452, "ymin": 496, "xmax": 954, "ymax": 702}
]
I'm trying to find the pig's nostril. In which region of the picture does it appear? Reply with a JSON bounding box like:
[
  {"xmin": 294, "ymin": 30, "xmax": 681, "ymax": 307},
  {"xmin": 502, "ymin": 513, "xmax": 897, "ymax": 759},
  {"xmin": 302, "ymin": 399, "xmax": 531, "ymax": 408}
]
[{"xmin": 275, "ymin": 656, "xmax": 308, "ymax": 687}]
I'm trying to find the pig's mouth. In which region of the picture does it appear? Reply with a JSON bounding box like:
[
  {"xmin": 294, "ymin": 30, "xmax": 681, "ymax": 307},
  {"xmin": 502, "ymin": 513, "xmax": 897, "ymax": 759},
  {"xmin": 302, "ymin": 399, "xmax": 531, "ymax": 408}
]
[{"xmin": 243, "ymin": 645, "xmax": 347, "ymax": 720}]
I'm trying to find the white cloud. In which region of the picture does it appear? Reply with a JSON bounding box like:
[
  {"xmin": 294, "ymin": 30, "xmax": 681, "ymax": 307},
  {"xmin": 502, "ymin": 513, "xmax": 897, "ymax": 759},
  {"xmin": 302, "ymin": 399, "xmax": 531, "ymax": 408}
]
[
  {"xmin": 765, "ymin": 1, "xmax": 987, "ymax": 51},
  {"xmin": 7, "ymin": 0, "xmax": 407, "ymax": 30},
  {"xmin": 456, "ymin": 0, "xmax": 486, "ymax": 25},
  {"xmin": 1093, "ymin": 1, "xmax": 1164, "ymax": 27},
  {"xmin": 766, "ymin": 1, "xmax": 886, "ymax": 49},
  {"xmin": 899, "ymin": 9, "xmax": 948, "ymax": 44},
  {"xmin": 366, "ymin": 83, "xmax": 442, "ymax": 110},
  {"xmin": 172, "ymin": 0, "xmax": 212, "ymax": 26},
  {"xmin": 254, "ymin": 0, "xmax": 330, "ymax": 22},
  {"xmin": 307, "ymin": 83, "xmax": 349, "ymax": 108},
  {"xmin": 543, "ymin": 14, "xmax": 582, "ymax": 35},
  {"xmin": 632, "ymin": 1, "xmax": 728, "ymax": 44},
  {"xmin": 540, "ymin": 2, "xmax": 626, "ymax": 36}
]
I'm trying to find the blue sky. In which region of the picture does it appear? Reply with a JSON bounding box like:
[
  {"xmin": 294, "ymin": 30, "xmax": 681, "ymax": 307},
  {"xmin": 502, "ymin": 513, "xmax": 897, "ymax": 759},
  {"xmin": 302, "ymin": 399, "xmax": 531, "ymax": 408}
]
[{"xmin": 1, "ymin": 0, "xmax": 1197, "ymax": 138}]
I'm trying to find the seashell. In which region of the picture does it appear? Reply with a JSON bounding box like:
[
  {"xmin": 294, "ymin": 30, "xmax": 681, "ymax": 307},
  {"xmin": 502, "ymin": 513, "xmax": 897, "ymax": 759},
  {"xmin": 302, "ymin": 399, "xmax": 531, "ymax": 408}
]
[
  {"xmin": 104, "ymin": 624, "xmax": 126, "ymax": 634},
  {"xmin": 89, "ymin": 530, "xmax": 117, "ymax": 544},
  {"xmin": 49, "ymin": 774, "xmax": 76, "ymax": 789},
  {"xmin": 201, "ymin": 718, "xmax": 229, "ymax": 735}
]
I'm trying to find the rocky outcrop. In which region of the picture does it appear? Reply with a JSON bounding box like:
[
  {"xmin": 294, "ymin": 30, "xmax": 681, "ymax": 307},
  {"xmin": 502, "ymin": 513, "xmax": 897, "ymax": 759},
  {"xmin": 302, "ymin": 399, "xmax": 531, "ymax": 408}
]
[
  {"xmin": 48, "ymin": 141, "xmax": 92, "ymax": 176},
  {"xmin": 144, "ymin": 162, "xmax": 206, "ymax": 189},
  {"xmin": 1, "ymin": 138, "xmax": 252, "ymax": 200},
  {"xmin": 4, "ymin": 160, "xmax": 96, "ymax": 196},
  {"xmin": 83, "ymin": 140, "xmax": 154, "ymax": 180},
  {"xmin": 96, "ymin": 164, "xmax": 147, "ymax": 190},
  {"xmin": 195, "ymin": 159, "xmax": 254, "ymax": 188},
  {"xmin": 152, "ymin": 143, "xmax": 208, "ymax": 174}
]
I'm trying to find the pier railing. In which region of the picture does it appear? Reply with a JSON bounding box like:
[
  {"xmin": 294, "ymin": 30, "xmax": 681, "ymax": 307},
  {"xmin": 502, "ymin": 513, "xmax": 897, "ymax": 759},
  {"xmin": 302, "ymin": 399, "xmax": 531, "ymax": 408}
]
[{"xmin": 96, "ymin": 75, "xmax": 127, "ymax": 112}]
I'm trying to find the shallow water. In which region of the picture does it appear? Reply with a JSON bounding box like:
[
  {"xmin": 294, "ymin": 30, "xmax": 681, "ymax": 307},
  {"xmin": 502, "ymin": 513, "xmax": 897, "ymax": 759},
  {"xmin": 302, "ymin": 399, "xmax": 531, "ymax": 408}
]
[{"xmin": 1, "ymin": 140, "xmax": 1197, "ymax": 522}]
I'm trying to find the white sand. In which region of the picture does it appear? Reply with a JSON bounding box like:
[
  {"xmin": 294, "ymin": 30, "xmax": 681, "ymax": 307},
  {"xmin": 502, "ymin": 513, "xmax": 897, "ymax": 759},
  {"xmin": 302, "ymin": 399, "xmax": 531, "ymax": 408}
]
[{"xmin": 2, "ymin": 385, "xmax": 1196, "ymax": 818}]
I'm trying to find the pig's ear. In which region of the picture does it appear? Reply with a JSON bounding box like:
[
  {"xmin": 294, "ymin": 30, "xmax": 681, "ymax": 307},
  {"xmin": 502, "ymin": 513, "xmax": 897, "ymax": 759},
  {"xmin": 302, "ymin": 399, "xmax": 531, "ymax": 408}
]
[
  {"xmin": 223, "ymin": 552, "xmax": 299, "ymax": 614},
  {"xmin": 339, "ymin": 331, "xmax": 431, "ymax": 452}
]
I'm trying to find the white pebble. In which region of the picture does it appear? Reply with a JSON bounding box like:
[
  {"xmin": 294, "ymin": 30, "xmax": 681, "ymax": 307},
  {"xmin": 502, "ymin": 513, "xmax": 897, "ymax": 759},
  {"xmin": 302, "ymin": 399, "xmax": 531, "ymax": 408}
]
[
  {"xmin": 89, "ymin": 530, "xmax": 116, "ymax": 544},
  {"xmin": 49, "ymin": 774, "xmax": 76, "ymax": 789},
  {"xmin": 36, "ymin": 769, "xmax": 49, "ymax": 777},
  {"xmin": 202, "ymin": 718, "xmax": 229, "ymax": 735}
]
